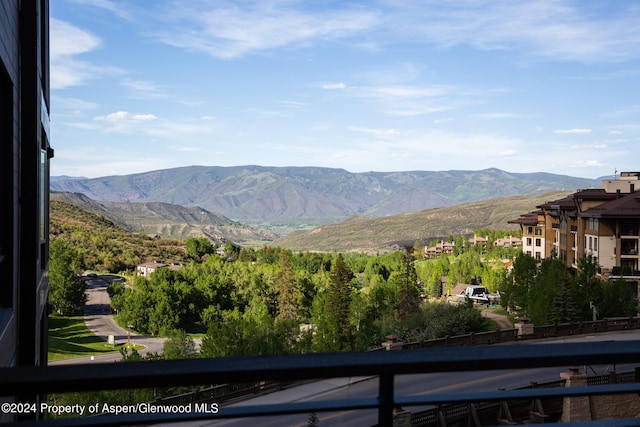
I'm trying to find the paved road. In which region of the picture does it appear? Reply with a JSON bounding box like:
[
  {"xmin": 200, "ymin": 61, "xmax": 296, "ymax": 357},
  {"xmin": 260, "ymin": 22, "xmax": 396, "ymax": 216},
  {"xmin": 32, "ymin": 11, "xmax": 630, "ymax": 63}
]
[
  {"xmin": 49, "ymin": 275, "xmax": 166, "ymax": 366},
  {"xmin": 481, "ymin": 308, "xmax": 513, "ymax": 329}
]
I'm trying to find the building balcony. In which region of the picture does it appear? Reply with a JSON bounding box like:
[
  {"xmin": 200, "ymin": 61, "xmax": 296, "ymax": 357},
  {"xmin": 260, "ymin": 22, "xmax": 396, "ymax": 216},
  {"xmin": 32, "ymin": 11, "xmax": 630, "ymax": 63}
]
[
  {"xmin": 3, "ymin": 341, "xmax": 640, "ymax": 426},
  {"xmin": 610, "ymin": 266, "xmax": 640, "ymax": 277},
  {"xmin": 621, "ymin": 241, "xmax": 639, "ymax": 256}
]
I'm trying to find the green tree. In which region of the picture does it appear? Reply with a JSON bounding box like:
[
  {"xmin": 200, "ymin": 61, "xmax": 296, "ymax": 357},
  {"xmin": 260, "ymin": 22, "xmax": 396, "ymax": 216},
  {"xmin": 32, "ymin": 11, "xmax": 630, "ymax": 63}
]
[
  {"xmin": 322, "ymin": 254, "xmax": 354, "ymax": 351},
  {"xmin": 184, "ymin": 237, "xmax": 214, "ymax": 259},
  {"xmin": 162, "ymin": 329, "xmax": 197, "ymax": 359},
  {"xmin": 528, "ymin": 257, "xmax": 566, "ymax": 324},
  {"xmin": 600, "ymin": 278, "xmax": 637, "ymax": 318},
  {"xmin": 223, "ymin": 240, "xmax": 239, "ymax": 260},
  {"xmin": 574, "ymin": 255, "xmax": 604, "ymax": 320},
  {"xmin": 275, "ymin": 251, "xmax": 299, "ymax": 321},
  {"xmin": 500, "ymin": 252, "xmax": 536, "ymax": 314},
  {"xmin": 49, "ymin": 238, "xmax": 87, "ymax": 315},
  {"xmin": 396, "ymin": 247, "xmax": 420, "ymax": 320},
  {"xmin": 551, "ymin": 282, "xmax": 580, "ymax": 323},
  {"xmin": 412, "ymin": 240, "xmax": 423, "ymax": 260}
]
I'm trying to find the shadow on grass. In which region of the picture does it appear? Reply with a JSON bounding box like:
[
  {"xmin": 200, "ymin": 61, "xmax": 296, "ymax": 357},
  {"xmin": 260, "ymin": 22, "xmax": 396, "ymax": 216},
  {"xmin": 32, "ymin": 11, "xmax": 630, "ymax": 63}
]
[{"xmin": 48, "ymin": 316, "xmax": 120, "ymax": 361}]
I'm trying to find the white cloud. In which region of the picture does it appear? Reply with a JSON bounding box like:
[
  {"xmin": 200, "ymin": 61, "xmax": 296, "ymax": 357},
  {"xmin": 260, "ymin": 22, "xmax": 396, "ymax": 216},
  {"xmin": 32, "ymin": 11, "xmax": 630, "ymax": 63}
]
[
  {"xmin": 322, "ymin": 83, "xmax": 347, "ymax": 90},
  {"xmin": 52, "ymin": 96, "xmax": 100, "ymax": 117},
  {"xmin": 385, "ymin": 1, "xmax": 640, "ymax": 63},
  {"xmin": 570, "ymin": 144, "xmax": 607, "ymax": 150},
  {"xmin": 553, "ymin": 128, "xmax": 592, "ymax": 134},
  {"xmin": 50, "ymin": 19, "xmax": 102, "ymax": 89},
  {"xmin": 349, "ymin": 127, "xmax": 399, "ymax": 137},
  {"xmin": 66, "ymin": 0, "xmax": 132, "ymax": 20},
  {"xmin": 476, "ymin": 112, "xmax": 524, "ymax": 119},
  {"xmin": 87, "ymin": 111, "xmax": 221, "ymax": 141},
  {"xmin": 499, "ymin": 150, "xmax": 518, "ymax": 157},
  {"xmin": 95, "ymin": 111, "xmax": 158, "ymax": 122},
  {"xmin": 570, "ymin": 160, "xmax": 606, "ymax": 168},
  {"xmin": 50, "ymin": 19, "xmax": 122, "ymax": 89},
  {"xmin": 608, "ymin": 130, "xmax": 623, "ymax": 135},
  {"xmin": 121, "ymin": 78, "xmax": 168, "ymax": 99},
  {"xmin": 50, "ymin": 19, "xmax": 101, "ymax": 57},
  {"xmin": 154, "ymin": 1, "xmax": 379, "ymax": 59},
  {"xmin": 352, "ymin": 84, "xmax": 463, "ymax": 116}
]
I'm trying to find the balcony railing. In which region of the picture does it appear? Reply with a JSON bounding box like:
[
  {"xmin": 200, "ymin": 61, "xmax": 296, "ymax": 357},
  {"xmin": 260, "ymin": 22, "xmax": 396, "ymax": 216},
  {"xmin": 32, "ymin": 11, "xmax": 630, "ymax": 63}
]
[
  {"xmin": 3, "ymin": 341, "xmax": 640, "ymax": 426},
  {"xmin": 611, "ymin": 266, "xmax": 640, "ymax": 277}
]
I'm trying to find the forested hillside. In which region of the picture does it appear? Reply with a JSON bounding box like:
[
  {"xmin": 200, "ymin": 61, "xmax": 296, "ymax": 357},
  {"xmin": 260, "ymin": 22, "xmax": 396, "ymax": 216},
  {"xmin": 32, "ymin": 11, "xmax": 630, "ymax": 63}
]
[
  {"xmin": 50, "ymin": 200, "xmax": 190, "ymax": 272},
  {"xmin": 52, "ymin": 191, "xmax": 279, "ymax": 244}
]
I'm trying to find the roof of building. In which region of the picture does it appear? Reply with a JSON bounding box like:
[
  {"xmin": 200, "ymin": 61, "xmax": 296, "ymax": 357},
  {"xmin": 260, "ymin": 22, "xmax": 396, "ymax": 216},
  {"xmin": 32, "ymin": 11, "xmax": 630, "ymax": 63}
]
[
  {"xmin": 537, "ymin": 195, "xmax": 576, "ymax": 210},
  {"xmin": 581, "ymin": 191, "xmax": 640, "ymax": 219},
  {"xmin": 508, "ymin": 212, "xmax": 539, "ymax": 226},
  {"xmin": 137, "ymin": 261, "xmax": 169, "ymax": 268}
]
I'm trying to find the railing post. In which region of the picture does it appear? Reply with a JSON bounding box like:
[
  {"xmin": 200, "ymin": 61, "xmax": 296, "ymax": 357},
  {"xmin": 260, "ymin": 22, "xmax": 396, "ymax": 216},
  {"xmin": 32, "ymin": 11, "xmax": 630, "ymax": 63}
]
[{"xmin": 378, "ymin": 373, "xmax": 394, "ymax": 427}]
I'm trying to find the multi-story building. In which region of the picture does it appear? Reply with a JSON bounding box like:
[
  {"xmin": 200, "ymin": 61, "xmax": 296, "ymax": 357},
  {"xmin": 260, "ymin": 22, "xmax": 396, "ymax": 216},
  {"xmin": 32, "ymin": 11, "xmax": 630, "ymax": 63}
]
[
  {"xmin": 1, "ymin": 1, "xmax": 52, "ymax": 421},
  {"xmin": 509, "ymin": 172, "xmax": 640, "ymax": 291},
  {"xmin": 424, "ymin": 240, "xmax": 455, "ymax": 258},
  {"xmin": 510, "ymin": 211, "xmax": 545, "ymax": 261}
]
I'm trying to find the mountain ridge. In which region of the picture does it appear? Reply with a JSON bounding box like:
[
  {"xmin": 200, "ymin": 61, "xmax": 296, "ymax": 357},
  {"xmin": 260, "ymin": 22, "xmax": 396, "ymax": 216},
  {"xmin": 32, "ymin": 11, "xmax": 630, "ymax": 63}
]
[
  {"xmin": 51, "ymin": 165, "xmax": 598, "ymax": 226},
  {"xmin": 51, "ymin": 191, "xmax": 279, "ymax": 243}
]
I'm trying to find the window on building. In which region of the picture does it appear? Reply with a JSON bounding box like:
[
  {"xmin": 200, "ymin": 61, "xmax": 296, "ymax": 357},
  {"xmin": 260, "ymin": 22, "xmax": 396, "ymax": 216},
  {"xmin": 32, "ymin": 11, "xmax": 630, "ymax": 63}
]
[
  {"xmin": 527, "ymin": 226, "xmax": 533, "ymax": 235},
  {"xmin": 527, "ymin": 238, "xmax": 532, "ymax": 246},
  {"xmin": 535, "ymin": 252, "xmax": 541, "ymax": 261},
  {"xmin": 535, "ymin": 228, "xmax": 542, "ymax": 236},
  {"xmin": 535, "ymin": 238, "xmax": 541, "ymax": 247}
]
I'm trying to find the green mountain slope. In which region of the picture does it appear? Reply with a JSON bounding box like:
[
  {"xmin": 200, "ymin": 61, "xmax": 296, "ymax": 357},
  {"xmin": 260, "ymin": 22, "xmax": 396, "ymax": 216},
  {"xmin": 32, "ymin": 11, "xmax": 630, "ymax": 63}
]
[
  {"xmin": 51, "ymin": 166, "xmax": 597, "ymax": 225},
  {"xmin": 51, "ymin": 191, "xmax": 278, "ymax": 243},
  {"xmin": 50, "ymin": 200, "xmax": 190, "ymax": 272},
  {"xmin": 274, "ymin": 191, "xmax": 571, "ymax": 253}
]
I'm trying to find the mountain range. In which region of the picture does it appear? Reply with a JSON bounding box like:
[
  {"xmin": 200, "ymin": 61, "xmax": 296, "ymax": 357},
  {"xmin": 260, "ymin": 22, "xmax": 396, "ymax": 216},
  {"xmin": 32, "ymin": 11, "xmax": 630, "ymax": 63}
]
[{"xmin": 51, "ymin": 166, "xmax": 598, "ymax": 228}]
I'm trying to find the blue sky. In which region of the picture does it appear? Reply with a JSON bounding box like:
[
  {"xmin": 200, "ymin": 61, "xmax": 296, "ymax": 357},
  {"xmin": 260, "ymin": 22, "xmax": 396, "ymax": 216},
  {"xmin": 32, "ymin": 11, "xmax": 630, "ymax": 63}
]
[{"xmin": 51, "ymin": 0, "xmax": 639, "ymax": 179}]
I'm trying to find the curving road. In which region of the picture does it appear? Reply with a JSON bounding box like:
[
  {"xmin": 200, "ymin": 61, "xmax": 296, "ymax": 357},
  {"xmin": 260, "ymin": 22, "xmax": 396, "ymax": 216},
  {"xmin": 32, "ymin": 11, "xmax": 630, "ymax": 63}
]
[{"xmin": 49, "ymin": 275, "xmax": 166, "ymax": 366}]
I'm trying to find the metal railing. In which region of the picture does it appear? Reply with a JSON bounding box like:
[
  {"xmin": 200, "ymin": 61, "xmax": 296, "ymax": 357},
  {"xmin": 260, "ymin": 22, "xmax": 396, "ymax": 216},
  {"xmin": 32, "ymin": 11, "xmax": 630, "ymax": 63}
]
[
  {"xmin": 4, "ymin": 340, "xmax": 640, "ymax": 426},
  {"xmin": 610, "ymin": 267, "xmax": 640, "ymax": 277}
]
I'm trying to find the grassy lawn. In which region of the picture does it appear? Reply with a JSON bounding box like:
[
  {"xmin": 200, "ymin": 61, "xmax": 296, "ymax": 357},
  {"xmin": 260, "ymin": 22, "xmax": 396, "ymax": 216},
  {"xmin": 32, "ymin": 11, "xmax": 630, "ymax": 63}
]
[{"xmin": 48, "ymin": 316, "xmax": 137, "ymax": 361}]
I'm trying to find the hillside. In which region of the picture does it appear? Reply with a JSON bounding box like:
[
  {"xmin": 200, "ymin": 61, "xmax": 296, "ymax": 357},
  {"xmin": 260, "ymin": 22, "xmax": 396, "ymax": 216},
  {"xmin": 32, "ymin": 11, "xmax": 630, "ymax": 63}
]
[
  {"xmin": 51, "ymin": 192, "xmax": 279, "ymax": 244},
  {"xmin": 51, "ymin": 166, "xmax": 597, "ymax": 226},
  {"xmin": 50, "ymin": 200, "xmax": 190, "ymax": 272},
  {"xmin": 274, "ymin": 191, "xmax": 571, "ymax": 253}
]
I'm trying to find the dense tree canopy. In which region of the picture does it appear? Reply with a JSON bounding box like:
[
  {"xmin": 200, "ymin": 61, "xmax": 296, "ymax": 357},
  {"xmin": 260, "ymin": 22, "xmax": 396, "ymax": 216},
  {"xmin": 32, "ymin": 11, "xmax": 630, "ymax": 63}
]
[
  {"xmin": 49, "ymin": 238, "xmax": 87, "ymax": 315},
  {"xmin": 499, "ymin": 253, "xmax": 638, "ymax": 324}
]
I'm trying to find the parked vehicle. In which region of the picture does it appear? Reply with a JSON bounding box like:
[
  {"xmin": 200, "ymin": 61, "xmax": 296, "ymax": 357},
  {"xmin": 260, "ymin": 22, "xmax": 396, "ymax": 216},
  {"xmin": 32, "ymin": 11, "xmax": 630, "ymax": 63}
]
[{"xmin": 455, "ymin": 285, "xmax": 500, "ymax": 304}]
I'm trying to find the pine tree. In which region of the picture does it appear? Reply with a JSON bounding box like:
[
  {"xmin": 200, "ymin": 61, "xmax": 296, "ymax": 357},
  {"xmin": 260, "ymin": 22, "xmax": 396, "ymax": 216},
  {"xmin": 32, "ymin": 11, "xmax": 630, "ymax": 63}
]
[
  {"xmin": 396, "ymin": 246, "xmax": 420, "ymax": 320},
  {"xmin": 325, "ymin": 254, "xmax": 354, "ymax": 350},
  {"xmin": 275, "ymin": 251, "xmax": 299, "ymax": 321},
  {"xmin": 551, "ymin": 283, "xmax": 580, "ymax": 323}
]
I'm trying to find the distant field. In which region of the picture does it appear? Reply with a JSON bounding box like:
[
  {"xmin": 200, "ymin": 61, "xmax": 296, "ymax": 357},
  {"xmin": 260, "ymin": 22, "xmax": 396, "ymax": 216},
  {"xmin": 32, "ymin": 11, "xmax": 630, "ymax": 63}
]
[{"xmin": 48, "ymin": 316, "xmax": 123, "ymax": 361}]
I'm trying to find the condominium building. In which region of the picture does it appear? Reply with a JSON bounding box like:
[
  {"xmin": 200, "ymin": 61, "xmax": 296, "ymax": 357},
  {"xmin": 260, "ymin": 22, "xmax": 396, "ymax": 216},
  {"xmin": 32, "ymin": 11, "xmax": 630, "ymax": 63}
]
[
  {"xmin": 509, "ymin": 172, "xmax": 640, "ymax": 290},
  {"xmin": 0, "ymin": 0, "xmax": 52, "ymax": 372}
]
